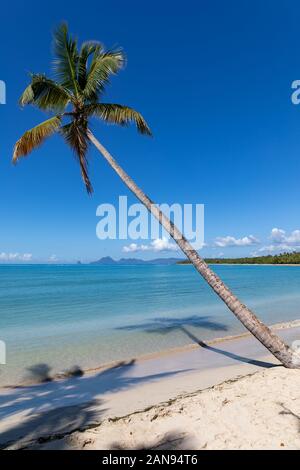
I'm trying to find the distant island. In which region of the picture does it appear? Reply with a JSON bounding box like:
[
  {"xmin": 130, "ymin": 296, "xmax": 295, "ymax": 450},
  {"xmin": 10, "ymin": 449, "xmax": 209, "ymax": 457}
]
[
  {"xmin": 90, "ymin": 256, "xmax": 182, "ymax": 266},
  {"xmin": 177, "ymin": 252, "xmax": 300, "ymax": 265}
]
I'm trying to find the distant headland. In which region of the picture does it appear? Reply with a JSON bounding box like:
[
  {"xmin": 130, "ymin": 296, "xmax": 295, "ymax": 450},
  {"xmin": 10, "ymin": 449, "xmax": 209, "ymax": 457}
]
[{"xmin": 177, "ymin": 252, "xmax": 300, "ymax": 265}]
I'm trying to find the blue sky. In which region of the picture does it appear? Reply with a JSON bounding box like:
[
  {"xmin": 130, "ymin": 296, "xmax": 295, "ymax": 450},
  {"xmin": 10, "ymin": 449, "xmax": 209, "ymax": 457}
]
[{"xmin": 1, "ymin": 0, "xmax": 300, "ymax": 262}]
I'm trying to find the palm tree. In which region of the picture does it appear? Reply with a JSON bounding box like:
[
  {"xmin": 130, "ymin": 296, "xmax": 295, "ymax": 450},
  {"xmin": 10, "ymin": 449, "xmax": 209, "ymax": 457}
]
[{"xmin": 13, "ymin": 24, "xmax": 299, "ymax": 368}]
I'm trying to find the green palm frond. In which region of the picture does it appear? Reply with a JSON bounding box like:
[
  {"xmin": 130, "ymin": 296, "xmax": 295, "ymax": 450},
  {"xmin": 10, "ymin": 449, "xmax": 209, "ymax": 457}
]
[
  {"xmin": 60, "ymin": 121, "xmax": 93, "ymax": 193},
  {"xmin": 19, "ymin": 74, "xmax": 71, "ymax": 112},
  {"xmin": 14, "ymin": 24, "xmax": 151, "ymax": 195},
  {"xmin": 87, "ymin": 103, "xmax": 152, "ymax": 135},
  {"xmin": 53, "ymin": 23, "xmax": 79, "ymax": 95},
  {"xmin": 83, "ymin": 50, "xmax": 125, "ymax": 101},
  {"xmin": 78, "ymin": 42, "xmax": 102, "ymax": 91},
  {"xmin": 13, "ymin": 116, "xmax": 62, "ymax": 162}
]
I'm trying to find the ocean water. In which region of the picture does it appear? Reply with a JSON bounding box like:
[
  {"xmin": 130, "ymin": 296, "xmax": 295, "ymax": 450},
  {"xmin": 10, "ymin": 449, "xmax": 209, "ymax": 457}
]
[{"xmin": 0, "ymin": 264, "xmax": 300, "ymax": 385}]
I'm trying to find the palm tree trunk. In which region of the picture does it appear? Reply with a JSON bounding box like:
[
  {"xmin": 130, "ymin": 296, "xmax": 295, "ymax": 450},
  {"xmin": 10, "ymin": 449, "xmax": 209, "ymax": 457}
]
[{"xmin": 87, "ymin": 130, "xmax": 300, "ymax": 369}]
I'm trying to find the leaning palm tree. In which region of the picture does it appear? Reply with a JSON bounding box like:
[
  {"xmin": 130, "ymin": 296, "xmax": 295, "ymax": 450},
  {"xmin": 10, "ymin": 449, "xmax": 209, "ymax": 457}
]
[{"xmin": 13, "ymin": 24, "xmax": 299, "ymax": 368}]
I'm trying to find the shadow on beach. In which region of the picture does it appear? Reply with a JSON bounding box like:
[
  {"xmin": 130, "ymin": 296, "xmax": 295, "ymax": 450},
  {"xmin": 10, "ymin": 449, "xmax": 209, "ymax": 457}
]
[
  {"xmin": 0, "ymin": 359, "xmax": 191, "ymax": 449},
  {"xmin": 117, "ymin": 314, "xmax": 278, "ymax": 368}
]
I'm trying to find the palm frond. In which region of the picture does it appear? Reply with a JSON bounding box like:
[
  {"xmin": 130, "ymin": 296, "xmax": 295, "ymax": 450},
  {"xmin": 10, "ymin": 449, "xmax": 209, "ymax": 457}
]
[
  {"xmin": 13, "ymin": 116, "xmax": 62, "ymax": 163},
  {"xmin": 60, "ymin": 121, "xmax": 93, "ymax": 193},
  {"xmin": 19, "ymin": 74, "xmax": 70, "ymax": 112},
  {"xmin": 87, "ymin": 103, "xmax": 152, "ymax": 135},
  {"xmin": 15, "ymin": 24, "xmax": 151, "ymax": 194},
  {"xmin": 53, "ymin": 23, "xmax": 79, "ymax": 95},
  {"xmin": 83, "ymin": 50, "xmax": 125, "ymax": 101},
  {"xmin": 78, "ymin": 42, "xmax": 102, "ymax": 91}
]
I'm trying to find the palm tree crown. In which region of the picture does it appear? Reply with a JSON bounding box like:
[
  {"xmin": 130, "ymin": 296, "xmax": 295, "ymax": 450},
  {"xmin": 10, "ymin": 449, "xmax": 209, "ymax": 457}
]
[{"xmin": 13, "ymin": 23, "xmax": 151, "ymax": 193}]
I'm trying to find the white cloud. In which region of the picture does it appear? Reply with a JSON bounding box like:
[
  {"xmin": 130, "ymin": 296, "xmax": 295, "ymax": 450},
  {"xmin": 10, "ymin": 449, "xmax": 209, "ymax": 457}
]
[
  {"xmin": 123, "ymin": 243, "xmax": 142, "ymax": 253},
  {"xmin": 22, "ymin": 253, "xmax": 33, "ymax": 261},
  {"xmin": 270, "ymin": 227, "xmax": 300, "ymax": 245},
  {"xmin": 252, "ymin": 244, "xmax": 299, "ymax": 256},
  {"xmin": 123, "ymin": 237, "xmax": 178, "ymax": 253},
  {"xmin": 202, "ymin": 227, "xmax": 300, "ymax": 256},
  {"xmin": 49, "ymin": 254, "xmax": 58, "ymax": 262},
  {"xmin": 214, "ymin": 235, "xmax": 260, "ymax": 248},
  {"xmin": 151, "ymin": 238, "xmax": 178, "ymax": 252},
  {"xmin": 251, "ymin": 227, "xmax": 300, "ymax": 255},
  {"xmin": 0, "ymin": 252, "xmax": 32, "ymax": 262}
]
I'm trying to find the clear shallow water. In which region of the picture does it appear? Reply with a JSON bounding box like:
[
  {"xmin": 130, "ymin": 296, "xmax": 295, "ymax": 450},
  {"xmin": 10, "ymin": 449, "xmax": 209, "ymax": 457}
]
[{"xmin": 0, "ymin": 264, "xmax": 300, "ymax": 385}]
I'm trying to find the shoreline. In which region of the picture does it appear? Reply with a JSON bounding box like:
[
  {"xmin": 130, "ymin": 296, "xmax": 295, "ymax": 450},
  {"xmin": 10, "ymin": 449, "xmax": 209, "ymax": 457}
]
[
  {"xmin": 71, "ymin": 318, "xmax": 300, "ymax": 377},
  {"xmin": 5, "ymin": 318, "xmax": 300, "ymax": 389}
]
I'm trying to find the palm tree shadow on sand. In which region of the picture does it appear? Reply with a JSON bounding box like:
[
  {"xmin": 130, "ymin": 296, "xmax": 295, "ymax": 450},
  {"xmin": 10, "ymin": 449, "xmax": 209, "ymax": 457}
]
[
  {"xmin": 0, "ymin": 359, "xmax": 191, "ymax": 449},
  {"xmin": 117, "ymin": 315, "xmax": 279, "ymax": 368},
  {"xmin": 181, "ymin": 327, "xmax": 278, "ymax": 368}
]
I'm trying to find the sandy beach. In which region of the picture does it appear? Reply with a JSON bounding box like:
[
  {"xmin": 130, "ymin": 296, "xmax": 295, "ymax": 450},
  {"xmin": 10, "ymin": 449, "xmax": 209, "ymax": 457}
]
[
  {"xmin": 0, "ymin": 321, "xmax": 299, "ymax": 450},
  {"xmin": 38, "ymin": 367, "xmax": 300, "ymax": 450}
]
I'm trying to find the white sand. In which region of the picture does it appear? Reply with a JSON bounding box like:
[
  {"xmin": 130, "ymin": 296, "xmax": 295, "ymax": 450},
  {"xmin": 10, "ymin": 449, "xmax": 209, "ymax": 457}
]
[{"xmin": 49, "ymin": 367, "xmax": 300, "ymax": 450}]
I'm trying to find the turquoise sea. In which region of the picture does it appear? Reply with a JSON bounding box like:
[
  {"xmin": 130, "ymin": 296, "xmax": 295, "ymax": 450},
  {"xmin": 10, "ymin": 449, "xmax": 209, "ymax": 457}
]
[{"xmin": 0, "ymin": 264, "xmax": 300, "ymax": 385}]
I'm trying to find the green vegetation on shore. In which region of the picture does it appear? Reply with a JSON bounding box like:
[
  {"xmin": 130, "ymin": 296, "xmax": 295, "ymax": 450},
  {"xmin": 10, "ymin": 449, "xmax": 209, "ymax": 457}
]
[{"xmin": 178, "ymin": 252, "xmax": 300, "ymax": 265}]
